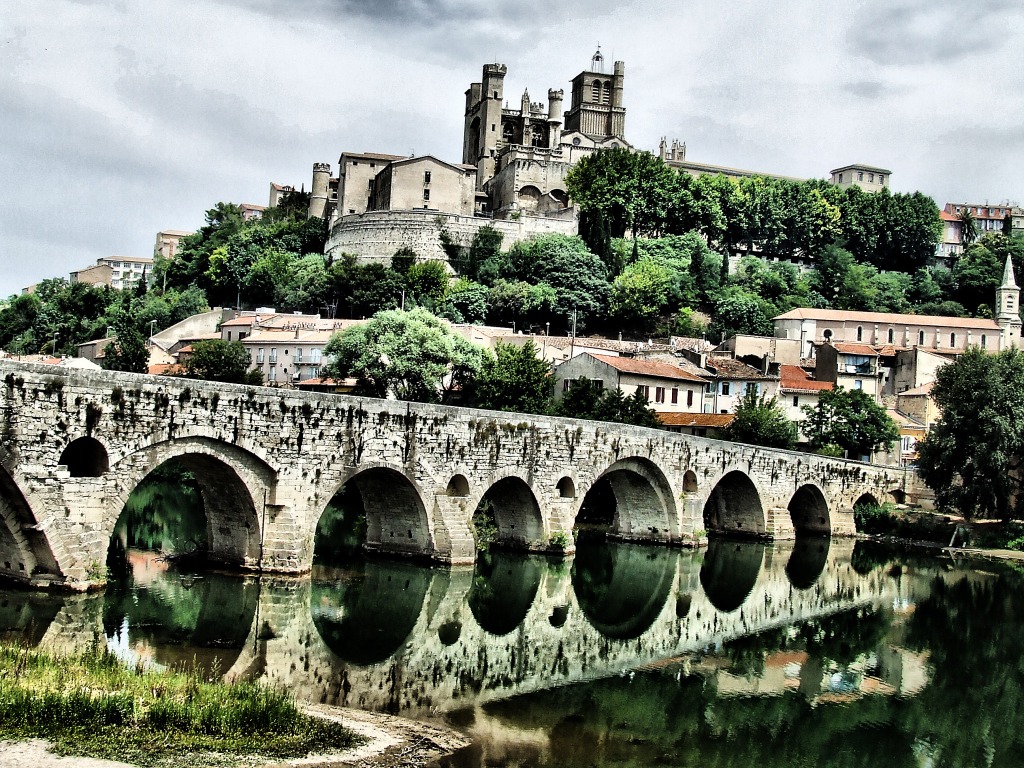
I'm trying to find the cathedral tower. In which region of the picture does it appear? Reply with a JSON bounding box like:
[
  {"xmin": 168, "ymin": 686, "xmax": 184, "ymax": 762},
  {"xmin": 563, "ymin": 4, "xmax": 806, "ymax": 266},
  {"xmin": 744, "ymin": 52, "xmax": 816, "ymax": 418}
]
[
  {"xmin": 463, "ymin": 63, "xmax": 507, "ymax": 188},
  {"xmin": 996, "ymin": 254, "xmax": 1022, "ymax": 348},
  {"xmin": 563, "ymin": 48, "xmax": 626, "ymax": 141}
]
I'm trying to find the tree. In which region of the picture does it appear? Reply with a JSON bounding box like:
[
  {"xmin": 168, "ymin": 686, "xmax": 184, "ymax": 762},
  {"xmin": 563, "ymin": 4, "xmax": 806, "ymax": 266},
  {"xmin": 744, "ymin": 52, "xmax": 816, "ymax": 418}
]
[
  {"xmin": 917, "ymin": 347, "xmax": 1024, "ymax": 519},
  {"xmin": 470, "ymin": 340, "xmax": 551, "ymax": 414},
  {"xmin": 180, "ymin": 339, "xmax": 262, "ymax": 385},
  {"xmin": 708, "ymin": 289, "xmax": 774, "ymax": 340},
  {"xmin": 959, "ymin": 209, "xmax": 979, "ymax": 248},
  {"xmin": 322, "ymin": 308, "xmax": 485, "ymax": 403},
  {"xmin": 801, "ymin": 387, "xmax": 898, "ymax": 458},
  {"xmin": 609, "ymin": 258, "xmax": 675, "ymax": 331},
  {"xmin": 552, "ymin": 378, "xmax": 660, "ymax": 428},
  {"xmin": 724, "ymin": 391, "xmax": 798, "ymax": 449},
  {"xmin": 102, "ymin": 314, "xmax": 148, "ymax": 373},
  {"xmin": 564, "ymin": 148, "xmax": 675, "ymax": 238},
  {"xmin": 436, "ymin": 279, "xmax": 488, "ymax": 324}
]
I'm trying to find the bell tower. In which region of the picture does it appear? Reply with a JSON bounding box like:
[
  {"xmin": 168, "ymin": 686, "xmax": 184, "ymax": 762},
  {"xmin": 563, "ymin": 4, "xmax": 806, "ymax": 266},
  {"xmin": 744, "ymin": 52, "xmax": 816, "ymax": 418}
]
[
  {"xmin": 996, "ymin": 254, "xmax": 1022, "ymax": 348},
  {"xmin": 563, "ymin": 47, "xmax": 626, "ymax": 141},
  {"xmin": 463, "ymin": 63, "xmax": 507, "ymax": 189}
]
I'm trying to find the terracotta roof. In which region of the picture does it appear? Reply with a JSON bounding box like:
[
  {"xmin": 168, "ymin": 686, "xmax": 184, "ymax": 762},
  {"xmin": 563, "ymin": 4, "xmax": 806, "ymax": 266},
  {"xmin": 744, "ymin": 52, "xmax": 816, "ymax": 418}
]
[
  {"xmin": 295, "ymin": 377, "xmax": 357, "ymax": 387},
  {"xmin": 886, "ymin": 409, "xmax": 926, "ymax": 429},
  {"xmin": 540, "ymin": 336, "xmax": 675, "ymax": 354},
  {"xmin": 657, "ymin": 412, "xmax": 735, "ymax": 428},
  {"xmin": 830, "ymin": 342, "xmax": 879, "ymax": 356},
  {"xmin": 940, "ymin": 210, "xmax": 960, "ymax": 222},
  {"xmin": 148, "ymin": 363, "xmax": 181, "ymax": 375},
  {"xmin": 590, "ymin": 353, "xmax": 708, "ymax": 382},
  {"xmin": 774, "ymin": 307, "xmax": 1000, "ymax": 330},
  {"xmin": 779, "ymin": 365, "xmax": 833, "ymax": 393},
  {"xmin": 898, "ymin": 382, "xmax": 935, "ymax": 397},
  {"xmin": 704, "ymin": 357, "xmax": 778, "ymax": 381}
]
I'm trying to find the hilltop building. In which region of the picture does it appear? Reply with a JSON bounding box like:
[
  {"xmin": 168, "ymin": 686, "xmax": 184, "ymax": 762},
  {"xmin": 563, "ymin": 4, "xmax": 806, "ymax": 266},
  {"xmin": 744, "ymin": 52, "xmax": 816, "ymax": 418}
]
[{"xmin": 69, "ymin": 256, "xmax": 153, "ymax": 291}]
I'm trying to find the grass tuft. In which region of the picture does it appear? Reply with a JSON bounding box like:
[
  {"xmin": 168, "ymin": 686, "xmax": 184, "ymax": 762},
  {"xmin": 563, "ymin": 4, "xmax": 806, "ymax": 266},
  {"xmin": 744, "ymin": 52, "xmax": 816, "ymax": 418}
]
[{"xmin": 0, "ymin": 642, "xmax": 362, "ymax": 766}]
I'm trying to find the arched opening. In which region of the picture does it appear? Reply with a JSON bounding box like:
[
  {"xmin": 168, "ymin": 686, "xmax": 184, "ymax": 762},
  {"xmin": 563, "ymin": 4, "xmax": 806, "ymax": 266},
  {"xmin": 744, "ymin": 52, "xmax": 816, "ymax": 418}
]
[
  {"xmin": 0, "ymin": 466, "xmax": 60, "ymax": 585},
  {"xmin": 548, "ymin": 189, "xmax": 569, "ymax": 209},
  {"xmin": 468, "ymin": 551, "xmax": 542, "ymax": 636},
  {"xmin": 310, "ymin": 559, "xmax": 433, "ymax": 666},
  {"xmin": 467, "ymin": 117, "xmax": 481, "ymax": 158},
  {"xmin": 315, "ymin": 467, "xmax": 432, "ymax": 566},
  {"xmin": 591, "ymin": 79, "xmax": 603, "ymax": 102},
  {"xmin": 602, "ymin": 80, "xmax": 611, "ymax": 104},
  {"xmin": 572, "ymin": 540, "xmax": 675, "ymax": 640},
  {"xmin": 788, "ymin": 484, "xmax": 831, "ymax": 535},
  {"xmin": 785, "ymin": 537, "xmax": 831, "ymax": 589},
  {"xmin": 59, "ymin": 436, "xmax": 109, "ymax": 477},
  {"xmin": 683, "ymin": 470, "xmax": 698, "ymax": 493},
  {"xmin": 556, "ymin": 476, "xmax": 576, "ymax": 499},
  {"xmin": 518, "ymin": 185, "xmax": 543, "ymax": 213},
  {"xmin": 107, "ymin": 455, "xmax": 261, "ymax": 576},
  {"xmin": 576, "ymin": 458, "xmax": 675, "ymax": 544},
  {"xmin": 501, "ymin": 120, "xmax": 515, "ymax": 143},
  {"xmin": 471, "ymin": 476, "xmax": 544, "ymax": 554},
  {"xmin": 852, "ymin": 492, "xmax": 882, "ymax": 535},
  {"xmin": 702, "ymin": 471, "xmax": 766, "ymax": 537},
  {"xmin": 889, "ymin": 488, "xmax": 907, "ymax": 505},
  {"xmin": 447, "ymin": 474, "xmax": 470, "ymax": 497},
  {"xmin": 699, "ymin": 539, "xmax": 766, "ymax": 613}
]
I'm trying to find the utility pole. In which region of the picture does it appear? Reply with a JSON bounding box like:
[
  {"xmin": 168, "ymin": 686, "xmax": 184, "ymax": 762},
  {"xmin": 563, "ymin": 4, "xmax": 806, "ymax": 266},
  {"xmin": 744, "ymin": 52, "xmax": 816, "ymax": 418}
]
[{"xmin": 569, "ymin": 308, "xmax": 577, "ymax": 359}]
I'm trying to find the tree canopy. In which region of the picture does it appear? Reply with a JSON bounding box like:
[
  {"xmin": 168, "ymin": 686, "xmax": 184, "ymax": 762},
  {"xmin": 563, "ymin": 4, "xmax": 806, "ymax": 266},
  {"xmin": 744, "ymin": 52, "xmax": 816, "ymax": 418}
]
[
  {"xmin": 552, "ymin": 378, "xmax": 661, "ymax": 428},
  {"xmin": 801, "ymin": 387, "xmax": 899, "ymax": 459},
  {"xmin": 469, "ymin": 340, "xmax": 552, "ymax": 414},
  {"xmin": 723, "ymin": 391, "xmax": 798, "ymax": 449},
  {"xmin": 179, "ymin": 339, "xmax": 262, "ymax": 385},
  {"xmin": 917, "ymin": 347, "xmax": 1024, "ymax": 519}
]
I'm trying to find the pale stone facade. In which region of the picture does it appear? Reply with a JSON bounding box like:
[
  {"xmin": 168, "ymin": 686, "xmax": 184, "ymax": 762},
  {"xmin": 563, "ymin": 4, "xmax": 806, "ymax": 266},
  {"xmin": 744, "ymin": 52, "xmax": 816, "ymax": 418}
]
[{"xmin": 829, "ymin": 164, "xmax": 891, "ymax": 192}]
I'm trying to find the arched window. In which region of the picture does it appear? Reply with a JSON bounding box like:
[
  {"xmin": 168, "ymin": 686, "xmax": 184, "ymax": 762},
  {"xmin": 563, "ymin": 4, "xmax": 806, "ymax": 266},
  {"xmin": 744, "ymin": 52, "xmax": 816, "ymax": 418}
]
[
  {"xmin": 592, "ymin": 80, "xmax": 603, "ymax": 103},
  {"xmin": 602, "ymin": 80, "xmax": 612, "ymax": 104},
  {"xmin": 887, "ymin": 328, "xmax": 894, "ymax": 344},
  {"xmin": 950, "ymin": 332, "xmax": 956, "ymax": 347},
  {"xmin": 856, "ymin": 326, "xmax": 863, "ymax": 341},
  {"xmin": 918, "ymin": 330, "xmax": 925, "ymax": 345},
  {"xmin": 981, "ymin": 334, "xmax": 988, "ymax": 349},
  {"xmin": 822, "ymin": 329, "xmax": 833, "ymax": 341}
]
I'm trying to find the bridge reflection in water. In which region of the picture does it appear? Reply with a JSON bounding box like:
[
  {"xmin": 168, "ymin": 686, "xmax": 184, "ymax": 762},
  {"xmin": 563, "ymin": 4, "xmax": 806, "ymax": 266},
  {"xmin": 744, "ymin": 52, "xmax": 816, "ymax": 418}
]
[{"xmin": 7, "ymin": 532, "xmax": 934, "ymax": 720}]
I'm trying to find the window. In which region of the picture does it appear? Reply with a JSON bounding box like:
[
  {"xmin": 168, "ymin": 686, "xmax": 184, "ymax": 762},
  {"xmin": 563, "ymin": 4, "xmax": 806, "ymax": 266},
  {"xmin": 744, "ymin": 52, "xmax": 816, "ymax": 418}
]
[
  {"xmin": 721, "ymin": 382, "xmax": 731, "ymax": 395},
  {"xmin": 869, "ymin": 173, "xmax": 874, "ymax": 182},
  {"xmin": 671, "ymin": 388, "xmax": 679, "ymax": 404},
  {"xmin": 257, "ymin": 348, "xmax": 265, "ymax": 364},
  {"xmin": 856, "ymin": 326, "xmax": 863, "ymax": 341},
  {"xmin": 854, "ymin": 379, "xmax": 863, "ymax": 389},
  {"xmin": 311, "ymin": 348, "xmax": 322, "ymax": 363},
  {"xmin": 686, "ymin": 390, "xmax": 694, "ymax": 407},
  {"xmin": 838, "ymin": 173, "xmax": 843, "ymax": 183},
  {"xmin": 268, "ymin": 366, "xmax": 276, "ymax": 381},
  {"xmin": 878, "ymin": 175, "xmax": 885, "ymax": 184},
  {"xmin": 655, "ymin": 387, "xmax": 665, "ymax": 404},
  {"xmin": 368, "ymin": 179, "xmax": 374, "ymax": 190},
  {"xmin": 593, "ymin": 380, "xmax": 604, "ymax": 390},
  {"xmin": 745, "ymin": 382, "xmax": 758, "ymax": 396},
  {"xmin": 792, "ymin": 396, "xmax": 799, "ymax": 407},
  {"xmin": 981, "ymin": 334, "xmax": 988, "ymax": 349},
  {"xmin": 563, "ymin": 380, "xmax": 571, "ymax": 392},
  {"xmin": 950, "ymin": 333, "xmax": 956, "ymax": 347},
  {"xmin": 919, "ymin": 330, "xmax": 925, "ymax": 345},
  {"xmin": 636, "ymin": 384, "xmax": 650, "ymax": 400},
  {"xmin": 294, "ymin": 348, "xmax": 303, "ymax": 363},
  {"xmin": 423, "ymin": 188, "xmax": 430, "ymax": 201},
  {"xmin": 887, "ymin": 328, "xmax": 894, "ymax": 343},
  {"xmin": 424, "ymin": 171, "xmax": 432, "ymax": 184},
  {"xmin": 269, "ymin": 348, "xmax": 277, "ymax": 364},
  {"xmin": 822, "ymin": 329, "xmax": 833, "ymax": 341},
  {"xmin": 858, "ymin": 172, "xmax": 864, "ymax": 181}
]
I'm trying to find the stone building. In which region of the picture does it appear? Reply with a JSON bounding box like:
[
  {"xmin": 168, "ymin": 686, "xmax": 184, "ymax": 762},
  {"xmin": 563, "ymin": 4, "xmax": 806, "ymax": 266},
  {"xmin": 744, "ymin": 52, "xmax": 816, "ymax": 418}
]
[{"xmin": 69, "ymin": 256, "xmax": 152, "ymax": 291}]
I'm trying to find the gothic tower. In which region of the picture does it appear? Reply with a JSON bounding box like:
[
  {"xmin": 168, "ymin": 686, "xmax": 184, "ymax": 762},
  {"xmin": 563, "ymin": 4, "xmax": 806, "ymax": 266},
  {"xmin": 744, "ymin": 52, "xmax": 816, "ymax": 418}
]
[
  {"xmin": 563, "ymin": 48, "xmax": 626, "ymax": 140},
  {"xmin": 996, "ymin": 254, "xmax": 1022, "ymax": 348},
  {"xmin": 463, "ymin": 64, "xmax": 507, "ymax": 189}
]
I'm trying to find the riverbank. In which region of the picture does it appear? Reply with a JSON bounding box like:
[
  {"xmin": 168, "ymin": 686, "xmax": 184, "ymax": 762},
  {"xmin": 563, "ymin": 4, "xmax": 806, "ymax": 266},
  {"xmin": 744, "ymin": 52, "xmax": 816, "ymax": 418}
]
[{"xmin": 0, "ymin": 707, "xmax": 467, "ymax": 768}]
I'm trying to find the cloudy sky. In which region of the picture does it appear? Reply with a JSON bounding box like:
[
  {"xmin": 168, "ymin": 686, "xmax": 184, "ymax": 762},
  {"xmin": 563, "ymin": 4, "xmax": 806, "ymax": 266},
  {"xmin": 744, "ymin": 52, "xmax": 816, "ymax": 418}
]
[{"xmin": 2, "ymin": 0, "xmax": 1022, "ymax": 298}]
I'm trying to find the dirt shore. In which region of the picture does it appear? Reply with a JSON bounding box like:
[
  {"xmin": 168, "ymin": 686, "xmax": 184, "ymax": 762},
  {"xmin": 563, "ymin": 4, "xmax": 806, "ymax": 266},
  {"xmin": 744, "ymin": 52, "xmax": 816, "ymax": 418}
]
[{"xmin": 0, "ymin": 706, "xmax": 468, "ymax": 768}]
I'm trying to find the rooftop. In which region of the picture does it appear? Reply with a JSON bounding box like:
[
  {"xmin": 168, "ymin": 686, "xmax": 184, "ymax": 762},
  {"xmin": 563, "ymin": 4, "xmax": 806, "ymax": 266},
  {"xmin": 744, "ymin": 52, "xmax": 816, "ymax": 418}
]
[
  {"xmin": 774, "ymin": 307, "xmax": 1001, "ymax": 330},
  {"xmin": 657, "ymin": 412, "xmax": 735, "ymax": 428},
  {"xmin": 589, "ymin": 353, "xmax": 708, "ymax": 382},
  {"xmin": 779, "ymin": 364, "xmax": 833, "ymax": 393},
  {"xmin": 704, "ymin": 357, "xmax": 778, "ymax": 381}
]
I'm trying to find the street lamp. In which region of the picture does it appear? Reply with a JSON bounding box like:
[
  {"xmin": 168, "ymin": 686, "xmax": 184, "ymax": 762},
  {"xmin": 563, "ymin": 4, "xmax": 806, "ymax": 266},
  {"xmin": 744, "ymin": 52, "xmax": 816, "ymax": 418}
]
[{"xmin": 149, "ymin": 320, "xmax": 156, "ymax": 348}]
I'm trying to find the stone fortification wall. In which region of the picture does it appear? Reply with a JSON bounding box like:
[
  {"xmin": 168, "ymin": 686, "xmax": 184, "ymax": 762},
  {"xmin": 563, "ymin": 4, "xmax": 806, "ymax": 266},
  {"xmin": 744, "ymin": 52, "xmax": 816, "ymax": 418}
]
[{"xmin": 325, "ymin": 209, "xmax": 578, "ymax": 269}]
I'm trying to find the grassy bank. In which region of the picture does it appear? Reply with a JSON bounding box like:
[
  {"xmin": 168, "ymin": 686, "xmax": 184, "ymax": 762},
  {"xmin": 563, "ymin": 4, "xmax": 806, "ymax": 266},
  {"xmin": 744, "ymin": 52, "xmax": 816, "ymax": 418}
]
[{"xmin": 0, "ymin": 642, "xmax": 363, "ymax": 767}]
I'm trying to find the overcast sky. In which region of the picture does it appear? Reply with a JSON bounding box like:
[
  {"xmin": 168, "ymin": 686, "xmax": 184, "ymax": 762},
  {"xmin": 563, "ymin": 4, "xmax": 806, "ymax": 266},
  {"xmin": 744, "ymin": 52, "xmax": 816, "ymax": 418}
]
[{"xmin": 2, "ymin": 0, "xmax": 1023, "ymax": 298}]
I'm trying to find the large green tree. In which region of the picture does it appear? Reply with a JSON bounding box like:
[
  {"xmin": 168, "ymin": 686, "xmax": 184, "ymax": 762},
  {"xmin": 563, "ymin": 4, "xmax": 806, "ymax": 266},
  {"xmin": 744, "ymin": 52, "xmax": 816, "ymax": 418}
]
[
  {"xmin": 801, "ymin": 387, "xmax": 898, "ymax": 458},
  {"xmin": 470, "ymin": 340, "xmax": 551, "ymax": 414},
  {"xmin": 322, "ymin": 308, "xmax": 485, "ymax": 402},
  {"xmin": 917, "ymin": 347, "xmax": 1024, "ymax": 519},
  {"xmin": 102, "ymin": 313, "xmax": 149, "ymax": 373},
  {"xmin": 180, "ymin": 339, "xmax": 262, "ymax": 385},
  {"xmin": 724, "ymin": 391, "xmax": 798, "ymax": 449},
  {"xmin": 552, "ymin": 378, "xmax": 660, "ymax": 428}
]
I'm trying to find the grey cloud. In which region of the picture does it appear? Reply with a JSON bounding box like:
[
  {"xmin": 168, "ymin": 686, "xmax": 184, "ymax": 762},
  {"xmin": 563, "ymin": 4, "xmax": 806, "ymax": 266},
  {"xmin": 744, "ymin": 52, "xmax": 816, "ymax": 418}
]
[
  {"xmin": 842, "ymin": 80, "xmax": 900, "ymax": 100},
  {"xmin": 848, "ymin": 0, "xmax": 1023, "ymax": 65}
]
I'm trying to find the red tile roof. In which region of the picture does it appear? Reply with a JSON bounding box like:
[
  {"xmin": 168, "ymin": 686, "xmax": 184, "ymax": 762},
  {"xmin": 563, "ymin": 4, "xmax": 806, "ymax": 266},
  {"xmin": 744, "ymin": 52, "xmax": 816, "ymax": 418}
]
[
  {"xmin": 831, "ymin": 342, "xmax": 879, "ymax": 356},
  {"xmin": 657, "ymin": 412, "xmax": 735, "ymax": 428},
  {"xmin": 779, "ymin": 365, "xmax": 833, "ymax": 393},
  {"xmin": 590, "ymin": 353, "xmax": 708, "ymax": 382},
  {"xmin": 774, "ymin": 307, "xmax": 1000, "ymax": 330}
]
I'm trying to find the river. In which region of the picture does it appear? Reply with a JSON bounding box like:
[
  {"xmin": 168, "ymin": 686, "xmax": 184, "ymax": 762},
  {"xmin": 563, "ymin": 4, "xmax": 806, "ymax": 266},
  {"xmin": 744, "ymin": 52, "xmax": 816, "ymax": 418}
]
[{"xmin": 2, "ymin": 473, "xmax": 1022, "ymax": 767}]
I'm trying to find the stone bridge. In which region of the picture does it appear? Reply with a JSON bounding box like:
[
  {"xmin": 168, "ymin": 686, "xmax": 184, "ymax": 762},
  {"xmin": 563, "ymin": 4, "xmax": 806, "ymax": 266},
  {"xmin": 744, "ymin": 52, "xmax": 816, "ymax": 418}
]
[{"xmin": 0, "ymin": 361, "xmax": 915, "ymax": 588}]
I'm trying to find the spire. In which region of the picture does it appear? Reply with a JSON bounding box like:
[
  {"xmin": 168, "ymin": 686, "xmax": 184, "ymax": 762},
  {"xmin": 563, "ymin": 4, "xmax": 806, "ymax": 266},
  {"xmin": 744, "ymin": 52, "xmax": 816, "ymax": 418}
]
[{"xmin": 1003, "ymin": 254, "xmax": 1018, "ymax": 289}]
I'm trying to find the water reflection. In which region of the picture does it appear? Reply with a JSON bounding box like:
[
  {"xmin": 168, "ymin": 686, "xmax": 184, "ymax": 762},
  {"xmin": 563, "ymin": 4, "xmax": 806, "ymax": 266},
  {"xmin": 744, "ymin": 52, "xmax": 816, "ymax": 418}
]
[
  {"xmin": 571, "ymin": 539, "xmax": 674, "ymax": 640},
  {"xmin": 311, "ymin": 560, "xmax": 433, "ymax": 665},
  {"xmin": 785, "ymin": 535, "xmax": 830, "ymax": 589},
  {"xmin": 102, "ymin": 551, "xmax": 258, "ymax": 675},
  {"xmin": 0, "ymin": 589, "xmax": 63, "ymax": 644},
  {"xmin": 700, "ymin": 538, "xmax": 766, "ymax": 612},
  {"xmin": 467, "ymin": 551, "xmax": 542, "ymax": 636}
]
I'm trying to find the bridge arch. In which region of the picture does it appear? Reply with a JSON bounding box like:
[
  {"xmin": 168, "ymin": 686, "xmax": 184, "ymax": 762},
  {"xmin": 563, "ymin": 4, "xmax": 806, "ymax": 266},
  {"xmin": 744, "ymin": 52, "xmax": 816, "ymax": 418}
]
[
  {"xmin": 472, "ymin": 472, "xmax": 545, "ymax": 550},
  {"xmin": 700, "ymin": 539, "xmax": 766, "ymax": 613},
  {"xmin": 107, "ymin": 436, "xmax": 273, "ymax": 570},
  {"xmin": 0, "ymin": 463, "xmax": 61, "ymax": 584},
  {"xmin": 788, "ymin": 483, "xmax": 831, "ymax": 535},
  {"xmin": 327, "ymin": 464, "xmax": 435, "ymax": 559},
  {"xmin": 577, "ymin": 457, "xmax": 678, "ymax": 542},
  {"xmin": 58, "ymin": 436, "xmax": 110, "ymax": 477},
  {"xmin": 702, "ymin": 470, "xmax": 767, "ymax": 537}
]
